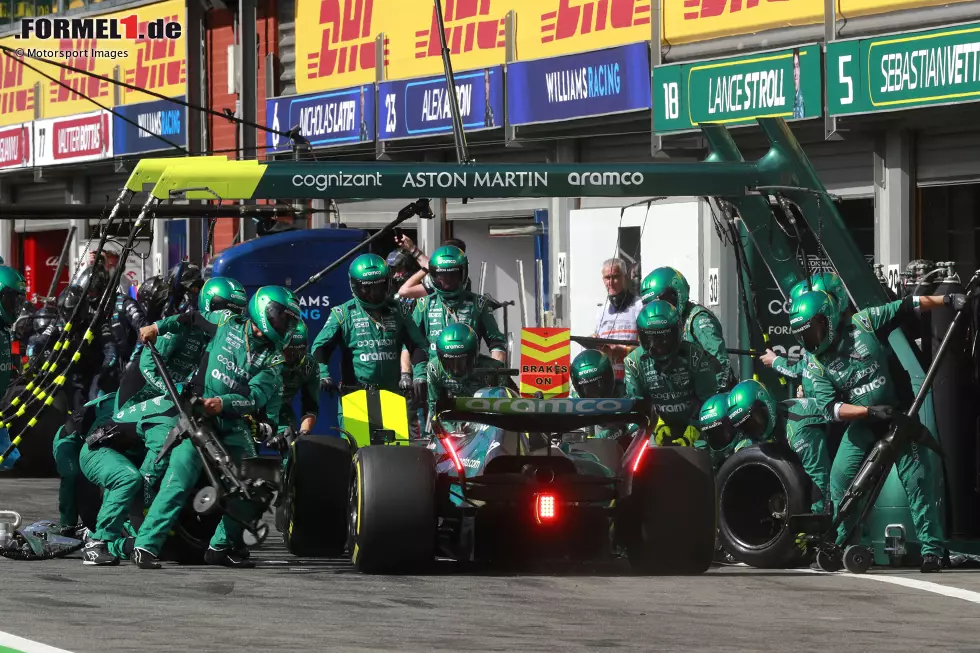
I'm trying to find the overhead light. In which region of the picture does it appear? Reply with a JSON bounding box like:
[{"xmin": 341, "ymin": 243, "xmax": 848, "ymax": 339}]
[{"xmin": 488, "ymin": 222, "xmax": 543, "ymax": 237}]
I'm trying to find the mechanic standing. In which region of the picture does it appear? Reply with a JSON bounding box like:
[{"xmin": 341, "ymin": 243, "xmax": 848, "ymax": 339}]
[
  {"xmin": 0, "ymin": 267, "xmax": 27, "ymax": 471},
  {"xmin": 426, "ymin": 323, "xmax": 512, "ymax": 428},
  {"xmin": 109, "ymin": 279, "xmax": 148, "ymax": 370},
  {"xmin": 791, "ymin": 289, "xmax": 969, "ymax": 572},
  {"xmin": 759, "ymin": 272, "xmax": 851, "ymax": 380},
  {"xmin": 624, "ymin": 300, "xmax": 720, "ymax": 446},
  {"xmin": 412, "ymin": 245, "xmax": 507, "ymax": 375},
  {"xmin": 312, "ymin": 254, "xmax": 429, "ymax": 423},
  {"xmin": 594, "ymin": 258, "xmax": 642, "ymax": 382},
  {"xmin": 77, "ymin": 277, "xmax": 251, "ymax": 566},
  {"xmin": 641, "ymin": 266, "xmax": 733, "ymax": 390},
  {"xmin": 726, "ymin": 379, "xmax": 829, "ymax": 513},
  {"xmin": 51, "ymin": 266, "xmax": 118, "ymax": 533},
  {"xmin": 130, "ymin": 286, "xmax": 297, "ymax": 569}
]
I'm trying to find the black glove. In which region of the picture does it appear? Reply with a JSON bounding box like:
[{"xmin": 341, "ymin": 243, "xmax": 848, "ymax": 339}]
[
  {"xmin": 944, "ymin": 293, "xmax": 972, "ymax": 311},
  {"xmin": 867, "ymin": 405, "xmax": 895, "ymax": 421},
  {"xmin": 320, "ymin": 377, "xmax": 338, "ymax": 395},
  {"xmin": 97, "ymin": 365, "xmax": 118, "ymax": 393},
  {"xmin": 399, "ymin": 372, "xmax": 412, "ymax": 392},
  {"xmin": 412, "ymin": 378, "xmax": 427, "ymax": 406}
]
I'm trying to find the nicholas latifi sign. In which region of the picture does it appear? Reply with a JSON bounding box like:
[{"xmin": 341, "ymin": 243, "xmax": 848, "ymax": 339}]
[
  {"xmin": 113, "ymin": 96, "xmax": 186, "ymax": 155},
  {"xmin": 266, "ymin": 84, "xmax": 375, "ymax": 153}
]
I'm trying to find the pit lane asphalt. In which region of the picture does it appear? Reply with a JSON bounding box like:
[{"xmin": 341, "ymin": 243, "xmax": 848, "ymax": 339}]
[{"xmin": 2, "ymin": 478, "xmax": 980, "ymax": 653}]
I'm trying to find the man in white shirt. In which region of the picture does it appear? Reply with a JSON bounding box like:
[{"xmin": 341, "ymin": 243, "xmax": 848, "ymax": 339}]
[{"xmin": 593, "ymin": 258, "xmax": 642, "ymax": 381}]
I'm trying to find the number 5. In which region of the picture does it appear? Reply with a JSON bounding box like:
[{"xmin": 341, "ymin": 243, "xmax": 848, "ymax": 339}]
[{"xmin": 839, "ymin": 55, "xmax": 853, "ymax": 106}]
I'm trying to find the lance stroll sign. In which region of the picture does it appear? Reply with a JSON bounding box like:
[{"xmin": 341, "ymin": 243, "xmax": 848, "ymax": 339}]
[
  {"xmin": 653, "ymin": 44, "xmax": 822, "ymax": 133},
  {"xmin": 827, "ymin": 22, "xmax": 980, "ymax": 116}
]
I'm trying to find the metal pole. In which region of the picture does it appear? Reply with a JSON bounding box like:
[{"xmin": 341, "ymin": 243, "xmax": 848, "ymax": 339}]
[
  {"xmin": 46, "ymin": 225, "xmax": 76, "ymax": 300},
  {"xmin": 479, "ymin": 261, "xmax": 487, "ymax": 296},
  {"xmin": 433, "ymin": 0, "xmax": 469, "ymax": 164},
  {"xmin": 536, "ymin": 258, "xmax": 545, "ymax": 327},
  {"xmin": 516, "ymin": 259, "xmax": 529, "ymax": 327}
]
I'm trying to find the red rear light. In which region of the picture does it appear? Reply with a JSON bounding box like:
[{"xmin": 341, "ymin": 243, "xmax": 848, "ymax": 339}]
[
  {"xmin": 632, "ymin": 438, "xmax": 651, "ymax": 473},
  {"xmin": 442, "ymin": 436, "xmax": 464, "ymax": 475},
  {"xmin": 535, "ymin": 493, "xmax": 557, "ymax": 523}
]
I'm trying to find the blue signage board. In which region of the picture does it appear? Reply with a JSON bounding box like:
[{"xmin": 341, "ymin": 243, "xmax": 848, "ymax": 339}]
[
  {"xmin": 506, "ymin": 42, "xmax": 651, "ymax": 126},
  {"xmin": 265, "ymin": 85, "xmax": 375, "ymax": 153},
  {"xmin": 113, "ymin": 96, "xmax": 187, "ymax": 155},
  {"xmin": 378, "ymin": 66, "xmax": 503, "ymax": 141}
]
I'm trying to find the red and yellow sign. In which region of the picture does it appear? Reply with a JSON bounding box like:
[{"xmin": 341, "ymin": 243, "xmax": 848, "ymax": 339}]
[
  {"xmin": 836, "ymin": 0, "xmax": 973, "ymax": 19},
  {"xmin": 520, "ymin": 328, "xmax": 571, "ymax": 398},
  {"xmin": 0, "ymin": 0, "xmax": 186, "ymax": 127},
  {"xmin": 296, "ymin": 0, "xmax": 653, "ymax": 93},
  {"xmin": 662, "ymin": 0, "xmax": 822, "ymax": 46}
]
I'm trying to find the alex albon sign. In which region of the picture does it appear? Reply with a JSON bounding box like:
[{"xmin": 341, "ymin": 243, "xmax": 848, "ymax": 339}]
[{"xmin": 827, "ymin": 22, "xmax": 980, "ymax": 116}]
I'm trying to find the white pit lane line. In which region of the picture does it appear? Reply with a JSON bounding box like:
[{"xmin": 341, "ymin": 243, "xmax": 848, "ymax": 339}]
[
  {"xmin": 805, "ymin": 568, "xmax": 980, "ymax": 604},
  {"xmin": 0, "ymin": 629, "xmax": 74, "ymax": 653}
]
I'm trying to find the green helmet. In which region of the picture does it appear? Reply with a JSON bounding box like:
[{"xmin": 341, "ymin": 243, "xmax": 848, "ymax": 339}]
[
  {"xmin": 349, "ymin": 254, "xmax": 390, "ymax": 309},
  {"xmin": 429, "ymin": 246, "xmax": 468, "ymax": 299},
  {"xmin": 789, "ymin": 272, "xmax": 849, "ymax": 321},
  {"xmin": 248, "ymin": 286, "xmax": 302, "ymax": 350},
  {"xmin": 436, "ymin": 323, "xmax": 478, "ymax": 378},
  {"xmin": 789, "ymin": 290, "xmax": 838, "ymax": 356},
  {"xmin": 283, "ymin": 321, "xmax": 308, "ymax": 365},
  {"xmin": 640, "ymin": 267, "xmax": 689, "ymax": 308},
  {"xmin": 727, "ymin": 380, "xmax": 778, "ymax": 441},
  {"xmin": 699, "ymin": 393, "xmax": 734, "ymax": 453},
  {"xmin": 570, "ymin": 349, "xmax": 615, "ymax": 399},
  {"xmin": 636, "ymin": 300, "xmax": 681, "ymax": 361},
  {"xmin": 198, "ymin": 277, "xmax": 247, "ymax": 315},
  {"xmin": 0, "ymin": 266, "xmax": 27, "ymax": 327}
]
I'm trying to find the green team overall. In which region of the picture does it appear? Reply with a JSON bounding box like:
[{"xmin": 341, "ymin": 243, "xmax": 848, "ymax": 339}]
[
  {"xmin": 727, "ymin": 379, "xmax": 830, "ymax": 514},
  {"xmin": 130, "ymin": 286, "xmax": 298, "ymax": 570},
  {"xmin": 569, "ymin": 349, "xmax": 630, "ymax": 439},
  {"xmin": 78, "ymin": 278, "xmax": 248, "ymax": 566},
  {"xmin": 0, "ymin": 267, "xmax": 25, "ymax": 472},
  {"xmin": 641, "ymin": 267, "xmax": 732, "ymax": 390},
  {"xmin": 412, "ymin": 246, "xmax": 507, "ymax": 380},
  {"xmin": 267, "ymin": 322, "xmax": 319, "ymax": 442},
  {"xmin": 624, "ymin": 300, "xmax": 720, "ymax": 447},
  {"xmin": 792, "ymin": 289, "xmax": 967, "ymax": 572},
  {"xmin": 312, "ymin": 254, "xmax": 429, "ymax": 422},
  {"xmin": 765, "ymin": 273, "xmax": 850, "ymax": 380},
  {"xmin": 426, "ymin": 323, "xmax": 510, "ymax": 429}
]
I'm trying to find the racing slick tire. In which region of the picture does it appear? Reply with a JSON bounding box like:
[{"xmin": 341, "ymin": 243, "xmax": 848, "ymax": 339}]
[
  {"xmin": 568, "ymin": 439, "xmax": 626, "ymax": 476},
  {"xmin": 716, "ymin": 442, "xmax": 812, "ymax": 569},
  {"xmin": 348, "ymin": 445, "xmax": 435, "ymax": 574},
  {"xmin": 281, "ymin": 434, "xmax": 351, "ymax": 557},
  {"xmin": 620, "ymin": 446, "xmax": 715, "ymax": 574}
]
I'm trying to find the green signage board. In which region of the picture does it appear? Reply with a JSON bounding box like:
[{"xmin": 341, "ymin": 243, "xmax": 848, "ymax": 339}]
[
  {"xmin": 653, "ymin": 45, "xmax": 822, "ymax": 134},
  {"xmin": 827, "ymin": 22, "xmax": 980, "ymax": 116}
]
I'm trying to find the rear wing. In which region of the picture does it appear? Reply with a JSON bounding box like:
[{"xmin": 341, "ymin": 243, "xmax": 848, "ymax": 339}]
[{"xmin": 439, "ymin": 397, "xmax": 651, "ymax": 433}]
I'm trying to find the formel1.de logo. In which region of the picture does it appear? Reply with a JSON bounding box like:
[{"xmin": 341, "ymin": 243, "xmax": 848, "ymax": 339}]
[{"xmin": 17, "ymin": 16, "xmax": 182, "ymax": 40}]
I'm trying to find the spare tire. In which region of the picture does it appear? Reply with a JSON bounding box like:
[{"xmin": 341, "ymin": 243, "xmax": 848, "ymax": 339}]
[
  {"xmin": 716, "ymin": 442, "xmax": 812, "ymax": 569},
  {"xmin": 619, "ymin": 446, "xmax": 715, "ymax": 574},
  {"xmin": 281, "ymin": 435, "xmax": 351, "ymax": 557}
]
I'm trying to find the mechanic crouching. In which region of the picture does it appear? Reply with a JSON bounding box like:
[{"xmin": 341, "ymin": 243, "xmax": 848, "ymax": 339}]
[
  {"xmin": 624, "ymin": 300, "xmax": 720, "ymax": 447},
  {"xmin": 262, "ymin": 322, "xmax": 320, "ymax": 450},
  {"xmin": 791, "ymin": 289, "xmax": 971, "ymax": 572},
  {"xmin": 426, "ymin": 323, "xmax": 513, "ymax": 432},
  {"xmin": 569, "ymin": 349, "xmax": 634, "ymax": 440},
  {"xmin": 130, "ymin": 287, "xmax": 298, "ymax": 569}
]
